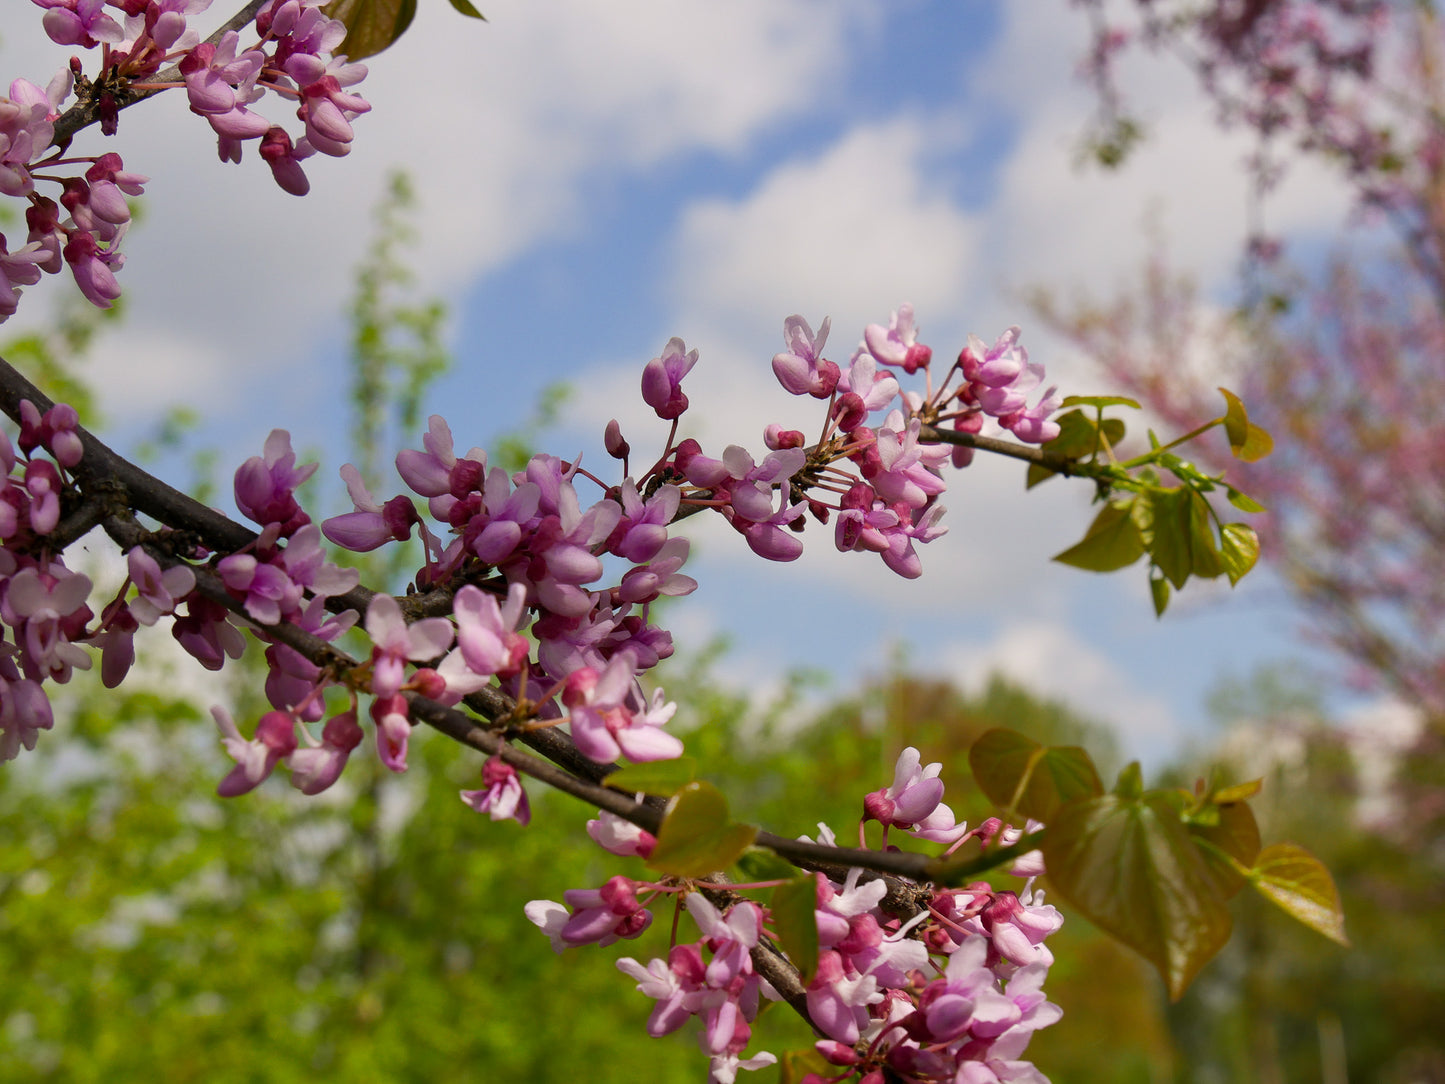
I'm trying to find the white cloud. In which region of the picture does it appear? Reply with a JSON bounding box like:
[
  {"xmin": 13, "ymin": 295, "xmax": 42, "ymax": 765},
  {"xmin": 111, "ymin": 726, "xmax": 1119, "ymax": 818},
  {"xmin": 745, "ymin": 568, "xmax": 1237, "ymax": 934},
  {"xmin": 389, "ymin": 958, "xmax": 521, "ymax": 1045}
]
[
  {"xmin": 669, "ymin": 116, "xmax": 983, "ymax": 343},
  {"xmin": 0, "ymin": 0, "xmax": 879, "ymax": 423}
]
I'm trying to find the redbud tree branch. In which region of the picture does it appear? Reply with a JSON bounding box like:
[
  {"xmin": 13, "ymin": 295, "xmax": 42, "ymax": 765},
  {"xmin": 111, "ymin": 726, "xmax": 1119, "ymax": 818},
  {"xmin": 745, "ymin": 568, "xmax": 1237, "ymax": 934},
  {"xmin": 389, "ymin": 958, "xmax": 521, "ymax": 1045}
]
[
  {"xmin": 1, "ymin": 351, "xmax": 1065, "ymax": 1036},
  {"xmin": 51, "ymin": 0, "xmax": 271, "ymax": 149}
]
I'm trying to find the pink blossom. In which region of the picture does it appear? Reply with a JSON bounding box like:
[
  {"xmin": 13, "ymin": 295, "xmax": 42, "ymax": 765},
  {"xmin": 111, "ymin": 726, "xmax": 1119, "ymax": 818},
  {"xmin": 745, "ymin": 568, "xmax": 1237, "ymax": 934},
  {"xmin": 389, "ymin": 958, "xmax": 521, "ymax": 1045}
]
[
  {"xmin": 460, "ymin": 755, "xmax": 530, "ymax": 824},
  {"xmin": 287, "ymin": 709, "xmax": 363, "ymax": 794},
  {"xmin": 363, "ymin": 593, "xmax": 454, "ymax": 700},
  {"xmin": 587, "ymin": 808, "xmax": 656, "ymax": 857},
  {"xmin": 772, "ymin": 314, "xmax": 840, "ymax": 398},
  {"xmin": 563, "ymin": 650, "xmax": 683, "ymax": 763},
  {"xmin": 640, "ymin": 336, "xmax": 699, "ymax": 419},
  {"xmin": 212, "ymin": 707, "xmax": 296, "ymax": 796},
  {"xmin": 864, "ymin": 303, "xmax": 933, "ymax": 373},
  {"xmin": 234, "ymin": 429, "xmax": 315, "ymax": 534}
]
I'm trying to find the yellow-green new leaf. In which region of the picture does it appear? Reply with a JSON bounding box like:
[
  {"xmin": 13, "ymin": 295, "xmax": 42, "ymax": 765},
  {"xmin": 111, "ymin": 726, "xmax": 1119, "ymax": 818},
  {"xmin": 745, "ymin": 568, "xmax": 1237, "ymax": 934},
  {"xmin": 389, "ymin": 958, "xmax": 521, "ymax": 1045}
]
[
  {"xmin": 1053, "ymin": 501, "xmax": 1145, "ymax": 572},
  {"xmin": 648, "ymin": 782, "xmax": 758, "ymax": 879},
  {"xmin": 1250, "ymin": 843, "xmax": 1349, "ymax": 946},
  {"xmin": 1219, "ymin": 523, "xmax": 1260, "ymax": 585},
  {"xmin": 1218, "ymin": 388, "xmax": 1273, "ymax": 461}
]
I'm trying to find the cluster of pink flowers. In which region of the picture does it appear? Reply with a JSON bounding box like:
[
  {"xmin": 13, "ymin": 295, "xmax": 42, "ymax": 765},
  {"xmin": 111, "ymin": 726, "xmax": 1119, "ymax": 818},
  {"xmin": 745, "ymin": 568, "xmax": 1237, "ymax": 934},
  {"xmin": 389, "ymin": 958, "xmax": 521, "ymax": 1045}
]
[
  {"xmin": 1, "ymin": 0, "xmax": 369, "ymax": 322},
  {"xmin": 0, "ymin": 308, "xmax": 1069, "ymax": 1082},
  {"xmin": 525, "ymin": 747, "xmax": 1062, "ymax": 1084},
  {"xmin": 0, "ymin": 401, "xmax": 91, "ymax": 759},
  {"xmin": 762, "ymin": 305, "xmax": 1059, "ymax": 577}
]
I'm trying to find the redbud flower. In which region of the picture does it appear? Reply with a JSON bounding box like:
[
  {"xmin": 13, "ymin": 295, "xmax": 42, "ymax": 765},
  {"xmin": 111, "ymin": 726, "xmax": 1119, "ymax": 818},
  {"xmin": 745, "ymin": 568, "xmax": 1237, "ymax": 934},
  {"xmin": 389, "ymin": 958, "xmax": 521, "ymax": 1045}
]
[
  {"xmin": 460, "ymin": 755, "xmax": 530, "ymax": 825},
  {"xmin": 772, "ymin": 314, "xmax": 839, "ymax": 398},
  {"xmin": 212, "ymin": 706, "xmax": 297, "ymax": 796},
  {"xmin": 287, "ymin": 709, "xmax": 363, "ymax": 794},
  {"xmin": 864, "ymin": 303, "xmax": 932, "ymax": 373},
  {"xmin": 640, "ymin": 336, "xmax": 698, "ymax": 420}
]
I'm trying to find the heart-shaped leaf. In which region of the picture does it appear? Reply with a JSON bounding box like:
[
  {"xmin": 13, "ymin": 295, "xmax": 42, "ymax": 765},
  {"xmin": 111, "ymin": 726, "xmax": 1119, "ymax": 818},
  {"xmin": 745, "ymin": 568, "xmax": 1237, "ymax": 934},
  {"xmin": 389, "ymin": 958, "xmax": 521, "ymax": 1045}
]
[
  {"xmin": 969, "ymin": 728, "xmax": 1103, "ymax": 822},
  {"xmin": 647, "ymin": 782, "xmax": 757, "ymax": 879},
  {"xmin": 1187, "ymin": 799, "xmax": 1261, "ymax": 898},
  {"xmin": 1219, "ymin": 523, "xmax": 1260, "ymax": 585},
  {"xmin": 1218, "ymin": 388, "xmax": 1274, "ymax": 461},
  {"xmin": 1043, "ymin": 791, "xmax": 1233, "ymax": 1000},
  {"xmin": 1250, "ymin": 843, "xmax": 1348, "ymax": 945},
  {"xmin": 1053, "ymin": 501, "xmax": 1146, "ymax": 573},
  {"xmin": 1147, "ymin": 488, "xmax": 1193, "ymax": 589}
]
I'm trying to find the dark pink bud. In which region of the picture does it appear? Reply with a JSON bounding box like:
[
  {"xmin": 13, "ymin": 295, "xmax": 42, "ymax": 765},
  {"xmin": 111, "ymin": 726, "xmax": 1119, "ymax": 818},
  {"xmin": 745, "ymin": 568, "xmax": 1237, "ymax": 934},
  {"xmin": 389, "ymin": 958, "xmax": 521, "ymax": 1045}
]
[
  {"xmin": 322, "ymin": 710, "xmax": 364, "ymax": 751},
  {"xmin": 816, "ymin": 1041, "xmax": 860, "ymax": 1067},
  {"xmin": 832, "ymin": 392, "xmax": 867, "ymax": 431},
  {"xmin": 410, "ymin": 667, "xmax": 446, "ymax": 699},
  {"xmin": 449, "ymin": 458, "xmax": 484, "ymax": 497},
  {"xmin": 902, "ymin": 343, "xmax": 932, "ymax": 373},
  {"xmin": 862, "ymin": 788, "xmax": 895, "ymax": 824},
  {"xmin": 604, "ymin": 419, "xmax": 629, "ymax": 460},
  {"xmin": 764, "ymin": 424, "xmax": 805, "ymax": 450},
  {"xmin": 599, "ymin": 875, "xmax": 640, "ymax": 914},
  {"xmin": 255, "ymin": 710, "xmax": 298, "ymax": 756}
]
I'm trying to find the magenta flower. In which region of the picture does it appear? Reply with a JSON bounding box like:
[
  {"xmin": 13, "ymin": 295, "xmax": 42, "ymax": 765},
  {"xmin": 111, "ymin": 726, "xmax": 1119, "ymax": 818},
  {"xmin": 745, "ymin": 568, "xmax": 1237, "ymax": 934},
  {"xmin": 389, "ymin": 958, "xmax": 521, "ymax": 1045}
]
[
  {"xmin": 640, "ymin": 336, "xmax": 699, "ymax": 420},
  {"xmin": 772, "ymin": 314, "xmax": 840, "ymax": 398},
  {"xmin": 287, "ymin": 709, "xmax": 363, "ymax": 794},
  {"xmin": 864, "ymin": 303, "xmax": 933, "ymax": 373},
  {"xmin": 460, "ymin": 755, "xmax": 530, "ymax": 825},
  {"xmin": 212, "ymin": 707, "xmax": 297, "ymax": 797},
  {"xmin": 234, "ymin": 429, "xmax": 315, "ymax": 534},
  {"xmin": 587, "ymin": 808, "xmax": 656, "ymax": 857},
  {"xmin": 563, "ymin": 650, "xmax": 682, "ymax": 763},
  {"xmin": 363, "ymin": 593, "xmax": 455, "ymax": 700},
  {"xmin": 126, "ymin": 547, "xmax": 194, "ymax": 625}
]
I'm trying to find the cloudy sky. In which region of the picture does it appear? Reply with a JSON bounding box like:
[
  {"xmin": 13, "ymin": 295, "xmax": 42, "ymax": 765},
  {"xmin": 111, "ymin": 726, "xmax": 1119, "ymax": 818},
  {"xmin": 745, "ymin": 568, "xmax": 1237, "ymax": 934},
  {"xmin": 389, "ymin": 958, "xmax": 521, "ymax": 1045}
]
[{"xmin": 0, "ymin": 1, "xmax": 1359, "ymax": 767}]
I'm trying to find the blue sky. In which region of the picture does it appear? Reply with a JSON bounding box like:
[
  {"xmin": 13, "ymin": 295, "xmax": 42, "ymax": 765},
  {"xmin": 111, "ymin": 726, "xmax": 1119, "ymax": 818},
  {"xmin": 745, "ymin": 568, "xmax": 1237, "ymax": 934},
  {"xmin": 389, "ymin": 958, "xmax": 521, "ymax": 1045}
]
[{"xmin": 0, "ymin": 1, "xmax": 1365, "ymax": 767}]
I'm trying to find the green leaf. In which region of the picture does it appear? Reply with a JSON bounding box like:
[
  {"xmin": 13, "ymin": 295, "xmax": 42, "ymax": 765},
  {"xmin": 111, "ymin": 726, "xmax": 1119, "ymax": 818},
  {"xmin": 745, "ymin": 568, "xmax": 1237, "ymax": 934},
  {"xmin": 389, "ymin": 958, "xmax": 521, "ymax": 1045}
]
[
  {"xmin": 733, "ymin": 847, "xmax": 798, "ymax": 883},
  {"xmin": 1043, "ymin": 409, "xmax": 1102, "ymax": 459},
  {"xmin": 1053, "ymin": 501, "xmax": 1146, "ymax": 572},
  {"xmin": 1187, "ymin": 491, "xmax": 1228, "ymax": 579},
  {"xmin": 1043, "ymin": 791, "xmax": 1234, "ymax": 1000},
  {"xmin": 1209, "ymin": 778, "xmax": 1263, "ymax": 804},
  {"xmin": 1250, "ymin": 843, "xmax": 1349, "ymax": 946},
  {"xmin": 1187, "ymin": 800, "xmax": 1261, "ymax": 898},
  {"xmin": 1219, "ymin": 387, "xmax": 1250, "ymax": 449},
  {"xmin": 1218, "ymin": 388, "xmax": 1273, "ymax": 461},
  {"xmin": 447, "ymin": 0, "xmax": 486, "ymax": 18},
  {"xmin": 968, "ymin": 729, "xmax": 1103, "ymax": 822},
  {"xmin": 1150, "ymin": 573, "xmax": 1171, "ymax": 617},
  {"xmin": 322, "ymin": 0, "xmax": 418, "ymax": 59},
  {"xmin": 603, "ymin": 757, "xmax": 697, "ymax": 797},
  {"xmin": 1225, "ymin": 486, "xmax": 1265, "ymax": 514},
  {"xmin": 1114, "ymin": 761, "xmax": 1144, "ymax": 800},
  {"xmin": 1147, "ymin": 488, "xmax": 1193, "ymax": 589},
  {"xmin": 1060, "ymin": 395, "xmax": 1143, "ymax": 410},
  {"xmin": 647, "ymin": 782, "xmax": 758, "ymax": 879},
  {"xmin": 771, "ymin": 875, "xmax": 821, "ymax": 983},
  {"xmin": 1219, "ymin": 523, "xmax": 1261, "ymax": 585}
]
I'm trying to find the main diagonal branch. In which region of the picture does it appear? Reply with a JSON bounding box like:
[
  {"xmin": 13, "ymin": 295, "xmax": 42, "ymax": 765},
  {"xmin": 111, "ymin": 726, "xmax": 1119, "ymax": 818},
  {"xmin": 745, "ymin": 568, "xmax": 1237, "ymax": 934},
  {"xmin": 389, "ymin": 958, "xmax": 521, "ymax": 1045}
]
[{"xmin": 0, "ymin": 353, "xmax": 1033, "ymax": 1036}]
